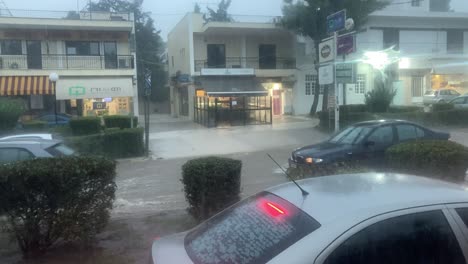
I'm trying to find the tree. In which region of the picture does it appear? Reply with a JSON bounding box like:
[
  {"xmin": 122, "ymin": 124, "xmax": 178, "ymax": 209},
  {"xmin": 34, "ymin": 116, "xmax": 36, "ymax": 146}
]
[
  {"xmin": 88, "ymin": 0, "xmax": 168, "ymax": 102},
  {"xmin": 203, "ymin": 0, "xmax": 233, "ymax": 22},
  {"xmin": 280, "ymin": 0, "xmax": 389, "ymax": 115},
  {"xmin": 194, "ymin": 3, "xmax": 201, "ymax": 13}
]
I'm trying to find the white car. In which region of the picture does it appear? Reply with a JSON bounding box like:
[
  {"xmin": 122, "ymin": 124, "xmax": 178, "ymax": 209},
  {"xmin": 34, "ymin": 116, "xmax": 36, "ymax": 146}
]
[
  {"xmin": 150, "ymin": 173, "xmax": 468, "ymax": 264},
  {"xmin": 0, "ymin": 133, "xmax": 54, "ymax": 141}
]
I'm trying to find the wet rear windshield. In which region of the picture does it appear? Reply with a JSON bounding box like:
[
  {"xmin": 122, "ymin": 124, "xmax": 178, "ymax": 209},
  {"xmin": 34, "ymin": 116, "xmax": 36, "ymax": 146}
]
[
  {"xmin": 185, "ymin": 192, "xmax": 320, "ymax": 264},
  {"xmin": 46, "ymin": 144, "xmax": 75, "ymax": 157}
]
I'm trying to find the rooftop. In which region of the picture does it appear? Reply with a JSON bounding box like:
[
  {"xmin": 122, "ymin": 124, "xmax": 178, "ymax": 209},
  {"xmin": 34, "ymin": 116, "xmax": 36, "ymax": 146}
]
[{"xmin": 269, "ymin": 173, "xmax": 468, "ymax": 224}]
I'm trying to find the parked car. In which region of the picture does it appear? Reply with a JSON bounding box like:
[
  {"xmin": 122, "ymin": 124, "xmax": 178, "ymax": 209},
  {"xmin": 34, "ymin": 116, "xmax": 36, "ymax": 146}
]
[
  {"xmin": 450, "ymin": 95, "xmax": 468, "ymax": 109},
  {"xmin": 150, "ymin": 173, "xmax": 468, "ymax": 264},
  {"xmin": 36, "ymin": 113, "xmax": 71, "ymax": 127},
  {"xmin": 423, "ymin": 89, "xmax": 461, "ymax": 105},
  {"xmin": 289, "ymin": 120, "xmax": 449, "ymax": 168},
  {"xmin": 0, "ymin": 139, "xmax": 75, "ymax": 164},
  {"xmin": 0, "ymin": 133, "xmax": 54, "ymax": 141}
]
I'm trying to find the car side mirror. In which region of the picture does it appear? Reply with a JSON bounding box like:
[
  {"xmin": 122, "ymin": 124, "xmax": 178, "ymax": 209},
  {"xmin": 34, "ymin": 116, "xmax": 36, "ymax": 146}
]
[{"xmin": 364, "ymin": 141, "xmax": 375, "ymax": 147}]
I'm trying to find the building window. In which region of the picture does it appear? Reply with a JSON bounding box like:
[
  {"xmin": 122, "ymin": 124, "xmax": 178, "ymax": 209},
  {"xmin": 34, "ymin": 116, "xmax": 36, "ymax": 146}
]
[
  {"xmin": 411, "ymin": 0, "xmax": 420, "ymax": 7},
  {"xmin": 411, "ymin": 76, "xmax": 424, "ymax": 97},
  {"xmin": 319, "ymin": 85, "xmax": 325, "ymax": 95},
  {"xmin": 447, "ymin": 30, "xmax": 464, "ymax": 54},
  {"xmin": 66, "ymin": 41, "xmax": 100, "ymax": 55},
  {"xmin": 207, "ymin": 44, "xmax": 226, "ymax": 68},
  {"xmin": 356, "ymin": 74, "xmax": 366, "ymax": 94},
  {"xmin": 383, "ymin": 28, "xmax": 399, "ymax": 50},
  {"xmin": 1, "ymin": 40, "xmax": 22, "ymax": 55},
  {"xmin": 305, "ymin": 74, "xmax": 317, "ymax": 96},
  {"xmin": 430, "ymin": 0, "xmax": 450, "ymax": 12}
]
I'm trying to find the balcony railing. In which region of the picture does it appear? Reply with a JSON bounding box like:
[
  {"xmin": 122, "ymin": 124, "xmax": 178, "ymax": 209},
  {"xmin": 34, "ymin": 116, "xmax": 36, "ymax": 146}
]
[
  {"xmin": 0, "ymin": 54, "xmax": 134, "ymax": 70},
  {"xmin": 194, "ymin": 57, "xmax": 296, "ymax": 72},
  {"xmin": 0, "ymin": 9, "xmax": 133, "ymax": 21}
]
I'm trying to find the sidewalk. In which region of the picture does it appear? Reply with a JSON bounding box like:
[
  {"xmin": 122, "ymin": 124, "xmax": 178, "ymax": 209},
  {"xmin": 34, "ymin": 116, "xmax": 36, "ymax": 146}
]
[{"xmin": 146, "ymin": 115, "xmax": 321, "ymax": 159}]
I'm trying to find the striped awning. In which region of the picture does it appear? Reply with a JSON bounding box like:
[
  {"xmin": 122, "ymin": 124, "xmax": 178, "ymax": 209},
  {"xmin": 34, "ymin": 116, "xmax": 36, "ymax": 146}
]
[{"xmin": 0, "ymin": 76, "xmax": 55, "ymax": 96}]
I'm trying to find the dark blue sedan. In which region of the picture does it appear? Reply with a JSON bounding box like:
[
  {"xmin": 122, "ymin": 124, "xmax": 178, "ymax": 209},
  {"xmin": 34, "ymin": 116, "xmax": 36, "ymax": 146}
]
[
  {"xmin": 36, "ymin": 114, "xmax": 71, "ymax": 127},
  {"xmin": 289, "ymin": 120, "xmax": 450, "ymax": 168}
]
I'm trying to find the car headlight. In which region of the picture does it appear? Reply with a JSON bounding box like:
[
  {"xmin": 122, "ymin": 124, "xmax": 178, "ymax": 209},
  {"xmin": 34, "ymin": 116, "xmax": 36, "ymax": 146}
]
[{"xmin": 305, "ymin": 157, "xmax": 323, "ymax": 164}]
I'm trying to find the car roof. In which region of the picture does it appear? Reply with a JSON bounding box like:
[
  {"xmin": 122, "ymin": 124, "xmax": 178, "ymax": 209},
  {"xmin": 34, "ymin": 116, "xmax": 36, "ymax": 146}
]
[
  {"xmin": 268, "ymin": 173, "xmax": 468, "ymax": 225},
  {"xmin": 352, "ymin": 119, "xmax": 413, "ymax": 127},
  {"xmin": 0, "ymin": 138, "xmax": 61, "ymax": 148},
  {"xmin": 0, "ymin": 133, "xmax": 53, "ymax": 140}
]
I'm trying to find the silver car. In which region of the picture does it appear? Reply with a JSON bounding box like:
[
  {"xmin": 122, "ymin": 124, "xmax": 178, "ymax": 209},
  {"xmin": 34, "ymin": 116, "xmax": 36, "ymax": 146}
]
[
  {"xmin": 150, "ymin": 173, "xmax": 468, "ymax": 264},
  {"xmin": 0, "ymin": 133, "xmax": 55, "ymax": 141},
  {"xmin": 424, "ymin": 89, "xmax": 461, "ymax": 105},
  {"xmin": 0, "ymin": 139, "xmax": 75, "ymax": 164},
  {"xmin": 450, "ymin": 95, "xmax": 468, "ymax": 109}
]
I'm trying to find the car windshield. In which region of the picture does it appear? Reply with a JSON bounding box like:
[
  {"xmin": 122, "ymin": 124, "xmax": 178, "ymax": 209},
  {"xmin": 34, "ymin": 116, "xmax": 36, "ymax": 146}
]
[
  {"xmin": 425, "ymin": 90, "xmax": 436, "ymax": 95},
  {"xmin": 329, "ymin": 126, "xmax": 373, "ymax": 145},
  {"xmin": 46, "ymin": 143, "xmax": 75, "ymax": 157},
  {"xmin": 185, "ymin": 192, "xmax": 320, "ymax": 264}
]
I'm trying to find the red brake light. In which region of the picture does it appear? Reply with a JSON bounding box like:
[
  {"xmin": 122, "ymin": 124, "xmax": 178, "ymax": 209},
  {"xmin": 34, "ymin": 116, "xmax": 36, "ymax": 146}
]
[{"xmin": 259, "ymin": 199, "xmax": 287, "ymax": 217}]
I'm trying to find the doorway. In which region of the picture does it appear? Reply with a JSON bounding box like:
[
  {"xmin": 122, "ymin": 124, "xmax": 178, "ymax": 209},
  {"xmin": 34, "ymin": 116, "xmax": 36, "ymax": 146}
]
[
  {"xmin": 104, "ymin": 42, "xmax": 118, "ymax": 69},
  {"xmin": 207, "ymin": 44, "xmax": 226, "ymax": 68},
  {"xmin": 259, "ymin": 44, "xmax": 276, "ymax": 69},
  {"xmin": 27, "ymin": 41, "xmax": 42, "ymax": 69},
  {"xmin": 272, "ymin": 90, "xmax": 282, "ymax": 115}
]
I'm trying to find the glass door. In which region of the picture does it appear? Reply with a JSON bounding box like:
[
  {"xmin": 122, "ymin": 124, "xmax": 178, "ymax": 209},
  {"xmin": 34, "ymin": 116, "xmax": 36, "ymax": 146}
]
[
  {"xmin": 27, "ymin": 41, "xmax": 42, "ymax": 69},
  {"xmin": 104, "ymin": 42, "xmax": 117, "ymax": 69}
]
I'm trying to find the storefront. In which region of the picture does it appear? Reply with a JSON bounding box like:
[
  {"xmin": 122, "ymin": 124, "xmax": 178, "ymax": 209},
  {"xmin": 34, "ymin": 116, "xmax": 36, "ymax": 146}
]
[
  {"xmin": 56, "ymin": 77, "xmax": 135, "ymax": 117},
  {"xmin": 431, "ymin": 74, "xmax": 468, "ymax": 94}
]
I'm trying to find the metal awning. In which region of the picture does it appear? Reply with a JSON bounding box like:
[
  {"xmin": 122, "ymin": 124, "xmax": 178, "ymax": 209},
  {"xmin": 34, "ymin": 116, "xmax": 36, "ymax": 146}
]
[{"xmin": 0, "ymin": 76, "xmax": 55, "ymax": 96}]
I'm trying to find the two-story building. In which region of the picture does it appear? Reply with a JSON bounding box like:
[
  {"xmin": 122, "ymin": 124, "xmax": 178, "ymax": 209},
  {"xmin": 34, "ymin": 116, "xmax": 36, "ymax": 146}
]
[
  {"xmin": 168, "ymin": 13, "xmax": 311, "ymax": 123},
  {"xmin": 0, "ymin": 10, "xmax": 138, "ymax": 119},
  {"xmin": 343, "ymin": 0, "xmax": 468, "ymax": 106}
]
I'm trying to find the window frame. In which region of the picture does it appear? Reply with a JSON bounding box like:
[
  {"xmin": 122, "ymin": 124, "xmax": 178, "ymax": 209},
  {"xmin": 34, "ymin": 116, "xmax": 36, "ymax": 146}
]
[
  {"xmin": 65, "ymin": 41, "xmax": 101, "ymax": 56},
  {"xmin": 395, "ymin": 123, "xmax": 426, "ymax": 142},
  {"xmin": 0, "ymin": 147, "xmax": 35, "ymax": 164},
  {"xmin": 305, "ymin": 74, "xmax": 317, "ymax": 96},
  {"xmin": 445, "ymin": 204, "xmax": 468, "ymax": 255},
  {"xmin": 447, "ymin": 30, "xmax": 464, "ymax": 54},
  {"xmin": 365, "ymin": 125, "xmax": 395, "ymax": 146},
  {"xmin": 411, "ymin": 0, "xmax": 420, "ymax": 6},
  {"xmin": 314, "ymin": 205, "xmax": 468, "ymax": 264},
  {"xmin": 356, "ymin": 74, "xmax": 366, "ymax": 94}
]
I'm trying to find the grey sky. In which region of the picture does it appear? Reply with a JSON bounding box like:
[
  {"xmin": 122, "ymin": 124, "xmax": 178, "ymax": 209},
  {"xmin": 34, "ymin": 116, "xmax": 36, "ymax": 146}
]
[{"xmin": 3, "ymin": 0, "xmax": 468, "ymax": 40}]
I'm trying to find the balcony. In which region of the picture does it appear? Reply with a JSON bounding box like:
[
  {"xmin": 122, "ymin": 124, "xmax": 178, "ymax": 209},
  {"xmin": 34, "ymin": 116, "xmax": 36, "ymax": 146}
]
[
  {"xmin": 194, "ymin": 57, "xmax": 296, "ymax": 72},
  {"xmin": 0, "ymin": 9, "xmax": 133, "ymax": 21},
  {"xmin": 0, "ymin": 54, "xmax": 134, "ymax": 70}
]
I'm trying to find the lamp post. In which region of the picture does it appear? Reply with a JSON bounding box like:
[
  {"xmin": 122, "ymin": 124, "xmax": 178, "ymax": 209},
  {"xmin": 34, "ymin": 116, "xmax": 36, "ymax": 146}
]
[{"xmin": 49, "ymin": 73, "xmax": 59, "ymax": 125}]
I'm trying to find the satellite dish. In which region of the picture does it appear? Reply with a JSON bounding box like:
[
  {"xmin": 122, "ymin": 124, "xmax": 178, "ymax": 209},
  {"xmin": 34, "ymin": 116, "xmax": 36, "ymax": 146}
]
[{"xmin": 345, "ymin": 18, "xmax": 355, "ymax": 31}]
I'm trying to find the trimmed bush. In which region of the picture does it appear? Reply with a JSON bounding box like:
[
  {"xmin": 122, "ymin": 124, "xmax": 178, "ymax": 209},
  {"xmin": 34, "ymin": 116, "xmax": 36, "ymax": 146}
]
[
  {"xmin": 0, "ymin": 97, "xmax": 25, "ymax": 132},
  {"xmin": 182, "ymin": 157, "xmax": 242, "ymax": 220},
  {"xmin": 288, "ymin": 161, "xmax": 371, "ymax": 180},
  {"xmin": 0, "ymin": 156, "xmax": 116, "ymax": 257},
  {"xmin": 22, "ymin": 120, "xmax": 48, "ymax": 131},
  {"xmin": 103, "ymin": 115, "xmax": 138, "ymax": 129},
  {"xmin": 386, "ymin": 140, "xmax": 468, "ymax": 182},
  {"xmin": 365, "ymin": 86, "xmax": 396, "ymax": 113},
  {"xmin": 65, "ymin": 128, "xmax": 144, "ymax": 158},
  {"xmin": 432, "ymin": 102, "xmax": 454, "ymax": 112},
  {"xmin": 340, "ymin": 104, "xmax": 368, "ymax": 113},
  {"xmin": 69, "ymin": 117, "xmax": 101, "ymax": 135},
  {"xmin": 388, "ymin": 105, "xmax": 422, "ymax": 113}
]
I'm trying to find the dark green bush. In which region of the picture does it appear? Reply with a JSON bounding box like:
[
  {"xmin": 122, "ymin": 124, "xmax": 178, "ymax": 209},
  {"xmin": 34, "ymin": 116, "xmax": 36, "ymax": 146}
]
[
  {"xmin": 340, "ymin": 104, "xmax": 367, "ymax": 113},
  {"xmin": 103, "ymin": 115, "xmax": 138, "ymax": 129},
  {"xmin": 432, "ymin": 103, "xmax": 454, "ymax": 112},
  {"xmin": 182, "ymin": 157, "xmax": 242, "ymax": 220},
  {"xmin": 65, "ymin": 128, "xmax": 144, "ymax": 158},
  {"xmin": 388, "ymin": 105, "xmax": 422, "ymax": 113},
  {"xmin": 0, "ymin": 97, "xmax": 25, "ymax": 132},
  {"xmin": 0, "ymin": 156, "xmax": 116, "ymax": 258},
  {"xmin": 22, "ymin": 120, "xmax": 47, "ymax": 131},
  {"xmin": 365, "ymin": 86, "xmax": 396, "ymax": 113},
  {"xmin": 69, "ymin": 117, "xmax": 101, "ymax": 135},
  {"xmin": 386, "ymin": 140, "xmax": 468, "ymax": 182},
  {"xmin": 288, "ymin": 161, "xmax": 370, "ymax": 180}
]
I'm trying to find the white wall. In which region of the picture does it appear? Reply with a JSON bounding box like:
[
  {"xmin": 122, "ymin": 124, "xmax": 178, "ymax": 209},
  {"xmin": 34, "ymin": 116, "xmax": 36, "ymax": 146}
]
[
  {"xmin": 399, "ymin": 30, "xmax": 447, "ymax": 55},
  {"xmin": 293, "ymin": 71, "xmax": 323, "ymax": 115},
  {"xmin": 167, "ymin": 14, "xmax": 192, "ymax": 76}
]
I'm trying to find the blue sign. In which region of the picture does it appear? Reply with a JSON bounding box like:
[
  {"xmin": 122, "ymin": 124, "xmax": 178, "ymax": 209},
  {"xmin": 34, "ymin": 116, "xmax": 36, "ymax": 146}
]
[
  {"xmin": 327, "ymin": 10, "xmax": 346, "ymax": 34},
  {"xmin": 144, "ymin": 71, "xmax": 152, "ymax": 96}
]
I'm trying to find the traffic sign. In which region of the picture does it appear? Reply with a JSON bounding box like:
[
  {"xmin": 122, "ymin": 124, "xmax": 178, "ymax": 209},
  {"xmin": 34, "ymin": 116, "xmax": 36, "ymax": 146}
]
[
  {"xmin": 327, "ymin": 10, "xmax": 346, "ymax": 34},
  {"xmin": 337, "ymin": 34, "xmax": 355, "ymax": 55},
  {"xmin": 319, "ymin": 38, "xmax": 335, "ymax": 63},
  {"xmin": 144, "ymin": 70, "xmax": 152, "ymax": 96},
  {"xmin": 336, "ymin": 63, "xmax": 355, "ymax": 84},
  {"xmin": 319, "ymin": 64, "xmax": 334, "ymax": 85}
]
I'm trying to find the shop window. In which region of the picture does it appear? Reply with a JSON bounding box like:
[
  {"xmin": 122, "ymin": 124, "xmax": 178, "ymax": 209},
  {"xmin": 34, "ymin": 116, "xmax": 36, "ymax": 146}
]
[
  {"xmin": 411, "ymin": 76, "xmax": 424, "ymax": 97},
  {"xmin": 30, "ymin": 95, "xmax": 44, "ymax": 110},
  {"xmin": 383, "ymin": 29, "xmax": 399, "ymax": 50},
  {"xmin": 305, "ymin": 74, "xmax": 317, "ymax": 96},
  {"xmin": 447, "ymin": 30, "xmax": 464, "ymax": 54},
  {"xmin": 1, "ymin": 40, "xmax": 22, "ymax": 55},
  {"xmin": 66, "ymin": 41, "xmax": 100, "ymax": 56},
  {"xmin": 356, "ymin": 74, "xmax": 366, "ymax": 94}
]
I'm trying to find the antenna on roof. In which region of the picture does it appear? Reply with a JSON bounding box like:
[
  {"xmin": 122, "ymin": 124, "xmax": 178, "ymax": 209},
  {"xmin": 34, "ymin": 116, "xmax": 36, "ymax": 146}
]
[
  {"xmin": 0, "ymin": 0, "xmax": 12, "ymax": 17},
  {"xmin": 267, "ymin": 153, "xmax": 309, "ymax": 197}
]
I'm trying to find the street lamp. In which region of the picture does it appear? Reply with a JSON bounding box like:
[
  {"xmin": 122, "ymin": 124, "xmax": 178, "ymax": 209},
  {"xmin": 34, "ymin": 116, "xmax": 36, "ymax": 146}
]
[{"xmin": 49, "ymin": 72, "xmax": 59, "ymax": 125}]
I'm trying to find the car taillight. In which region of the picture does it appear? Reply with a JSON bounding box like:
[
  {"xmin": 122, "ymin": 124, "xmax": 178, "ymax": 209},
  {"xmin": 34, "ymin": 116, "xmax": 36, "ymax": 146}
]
[{"xmin": 259, "ymin": 199, "xmax": 287, "ymax": 217}]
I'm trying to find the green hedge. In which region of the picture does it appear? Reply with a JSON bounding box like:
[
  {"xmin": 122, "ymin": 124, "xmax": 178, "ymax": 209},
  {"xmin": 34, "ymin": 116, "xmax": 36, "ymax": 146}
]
[
  {"xmin": 22, "ymin": 120, "xmax": 48, "ymax": 131},
  {"xmin": 0, "ymin": 156, "xmax": 116, "ymax": 257},
  {"xmin": 386, "ymin": 140, "xmax": 468, "ymax": 182},
  {"xmin": 340, "ymin": 104, "xmax": 368, "ymax": 113},
  {"xmin": 182, "ymin": 157, "xmax": 242, "ymax": 220},
  {"xmin": 388, "ymin": 105, "xmax": 422, "ymax": 113},
  {"xmin": 432, "ymin": 103, "xmax": 454, "ymax": 112},
  {"xmin": 66, "ymin": 128, "xmax": 144, "ymax": 158},
  {"xmin": 0, "ymin": 98, "xmax": 25, "ymax": 132},
  {"xmin": 69, "ymin": 117, "xmax": 101, "ymax": 136},
  {"xmin": 103, "ymin": 115, "xmax": 138, "ymax": 129}
]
